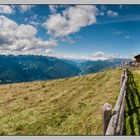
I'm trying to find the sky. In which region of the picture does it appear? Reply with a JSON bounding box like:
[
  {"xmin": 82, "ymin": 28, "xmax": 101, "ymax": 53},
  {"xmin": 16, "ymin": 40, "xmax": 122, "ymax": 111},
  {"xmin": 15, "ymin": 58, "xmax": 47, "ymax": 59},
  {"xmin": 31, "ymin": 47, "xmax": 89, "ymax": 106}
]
[{"xmin": 0, "ymin": 4, "xmax": 140, "ymax": 60}]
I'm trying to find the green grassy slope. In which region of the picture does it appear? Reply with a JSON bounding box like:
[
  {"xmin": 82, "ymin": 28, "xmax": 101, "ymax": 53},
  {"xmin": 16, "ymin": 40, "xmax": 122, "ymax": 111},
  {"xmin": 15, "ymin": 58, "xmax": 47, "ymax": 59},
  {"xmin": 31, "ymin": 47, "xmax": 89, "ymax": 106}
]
[
  {"xmin": 124, "ymin": 67, "xmax": 140, "ymax": 135},
  {"xmin": 0, "ymin": 69, "xmax": 121, "ymax": 135}
]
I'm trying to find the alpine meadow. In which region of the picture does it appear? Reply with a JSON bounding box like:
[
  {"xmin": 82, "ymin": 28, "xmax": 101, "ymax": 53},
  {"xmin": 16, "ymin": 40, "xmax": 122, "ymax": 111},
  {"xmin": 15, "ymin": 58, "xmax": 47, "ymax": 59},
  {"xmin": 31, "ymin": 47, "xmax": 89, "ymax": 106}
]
[{"xmin": 0, "ymin": 4, "xmax": 140, "ymax": 136}]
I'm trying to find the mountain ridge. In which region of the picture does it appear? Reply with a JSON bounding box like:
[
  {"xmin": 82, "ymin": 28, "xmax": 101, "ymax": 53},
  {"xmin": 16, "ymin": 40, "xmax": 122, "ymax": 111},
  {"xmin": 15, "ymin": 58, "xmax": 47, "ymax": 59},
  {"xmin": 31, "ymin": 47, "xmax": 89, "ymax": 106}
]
[{"xmin": 0, "ymin": 54, "xmax": 131, "ymax": 84}]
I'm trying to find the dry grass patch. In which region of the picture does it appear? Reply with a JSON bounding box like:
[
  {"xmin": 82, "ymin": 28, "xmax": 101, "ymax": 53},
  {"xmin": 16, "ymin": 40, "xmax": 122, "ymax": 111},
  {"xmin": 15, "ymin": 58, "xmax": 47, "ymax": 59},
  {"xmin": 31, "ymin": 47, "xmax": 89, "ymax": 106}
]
[{"xmin": 0, "ymin": 69, "xmax": 121, "ymax": 135}]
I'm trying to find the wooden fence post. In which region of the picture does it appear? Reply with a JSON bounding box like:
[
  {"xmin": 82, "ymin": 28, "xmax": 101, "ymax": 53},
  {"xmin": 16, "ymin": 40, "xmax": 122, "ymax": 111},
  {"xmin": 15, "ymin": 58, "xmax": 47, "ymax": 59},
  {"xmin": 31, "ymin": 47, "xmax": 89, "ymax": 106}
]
[
  {"xmin": 105, "ymin": 78, "xmax": 127, "ymax": 135},
  {"xmin": 123, "ymin": 69, "xmax": 125, "ymax": 75},
  {"xmin": 120, "ymin": 74, "xmax": 125, "ymax": 87},
  {"xmin": 102, "ymin": 103, "xmax": 112, "ymax": 135},
  {"xmin": 115, "ymin": 91, "xmax": 126, "ymax": 135},
  {"xmin": 102, "ymin": 64, "xmax": 128, "ymax": 136}
]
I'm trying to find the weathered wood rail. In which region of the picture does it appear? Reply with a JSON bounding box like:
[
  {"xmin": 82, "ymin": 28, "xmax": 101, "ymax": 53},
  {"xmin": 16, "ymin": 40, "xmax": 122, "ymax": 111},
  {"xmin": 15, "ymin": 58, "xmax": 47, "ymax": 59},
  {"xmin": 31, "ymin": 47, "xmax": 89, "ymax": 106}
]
[{"xmin": 102, "ymin": 67, "xmax": 128, "ymax": 135}]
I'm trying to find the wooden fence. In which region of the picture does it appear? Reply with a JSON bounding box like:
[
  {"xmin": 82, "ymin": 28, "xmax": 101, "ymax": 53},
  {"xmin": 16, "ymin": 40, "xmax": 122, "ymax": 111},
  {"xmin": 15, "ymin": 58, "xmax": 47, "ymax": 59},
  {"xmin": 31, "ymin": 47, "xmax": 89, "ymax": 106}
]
[{"xmin": 102, "ymin": 67, "xmax": 128, "ymax": 135}]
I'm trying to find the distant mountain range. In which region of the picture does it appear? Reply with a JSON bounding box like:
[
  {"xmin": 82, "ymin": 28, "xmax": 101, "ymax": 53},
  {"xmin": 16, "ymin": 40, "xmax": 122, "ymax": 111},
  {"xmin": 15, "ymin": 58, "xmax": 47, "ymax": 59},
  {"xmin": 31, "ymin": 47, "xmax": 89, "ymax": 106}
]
[
  {"xmin": 78, "ymin": 58, "xmax": 131, "ymax": 75},
  {"xmin": 0, "ymin": 55, "xmax": 131, "ymax": 84}
]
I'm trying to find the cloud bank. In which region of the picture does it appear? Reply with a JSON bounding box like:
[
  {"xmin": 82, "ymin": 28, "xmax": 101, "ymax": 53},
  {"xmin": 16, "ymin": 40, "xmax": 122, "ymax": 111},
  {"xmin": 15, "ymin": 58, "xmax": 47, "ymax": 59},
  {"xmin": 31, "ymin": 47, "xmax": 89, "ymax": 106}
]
[
  {"xmin": 0, "ymin": 15, "xmax": 57, "ymax": 55},
  {"xmin": 19, "ymin": 5, "xmax": 34, "ymax": 13},
  {"xmin": 43, "ymin": 5, "xmax": 97, "ymax": 37},
  {"xmin": 107, "ymin": 10, "xmax": 118, "ymax": 17},
  {"xmin": 0, "ymin": 5, "xmax": 13, "ymax": 14},
  {"xmin": 0, "ymin": 5, "xmax": 121, "ymax": 60}
]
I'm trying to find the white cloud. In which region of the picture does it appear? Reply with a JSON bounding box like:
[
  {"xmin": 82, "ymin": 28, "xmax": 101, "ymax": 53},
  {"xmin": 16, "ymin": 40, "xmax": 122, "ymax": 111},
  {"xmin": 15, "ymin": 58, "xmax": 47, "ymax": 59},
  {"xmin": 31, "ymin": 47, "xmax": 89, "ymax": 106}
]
[
  {"xmin": 49, "ymin": 5, "xmax": 58, "ymax": 14},
  {"xmin": 48, "ymin": 53, "xmax": 90, "ymax": 60},
  {"xmin": 99, "ymin": 12, "xmax": 105, "ymax": 16},
  {"xmin": 16, "ymin": 24, "xmax": 37, "ymax": 38},
  {"xmin": 0, "ymin": 15, "xmax": 58, "ymax": 55},
  {"xmin": 89, "ymin": 51, "xmax": 110, "ymax": 60},
  {"xmin": 91, "ymin": 51, "xmax": 105, "ymax": 58},
  {"xmin": 0, "ymin": 15, "xmax": 17, "ymax": 29},
  {"xmin": 29, "ymin": 21, "xmax": 40, "ymax": 26},
  {"xmin": 43, "ymin": 5, "xmax": 97, "ymax": 37},
  {"xmin": 107, "ymin": 10, "xmax": 118, "ymax": 17},
  {"xmin": 24, "ymin": 15, "xmax": 41, "ymax": 27},
  {"xmin": 46, "ymin": 51, "xmax": 120, "ymax": 61},
  {"xmin": 125, "ymin": 35, "xmax": 131, "ymax": 39},
  {"xmin": 125, "ymin": 35, "xmax": 135, "ymax": 39},
  {"xmin": 96, "ymin": 5, "xmax": 106, "ymax": 16},
  {"xmin": 113, "ymin": 31, "xmax": 124, "ymax": 35},
  {"xmin": 45, "ymin": 48, "xmax": 54, "ymax": 56},
  {"xmin": 90, "ymin": 52, "xmax": 123, "ymax": 60},
  {"xmin": 49, "ymin": 5, "xmax": 69, "ymax": 14},
  {"xmin": 95, "ymin": 8, "xmax": 104, "ymax": 16},
  {"xmin": 100, "ymin": 5, "xmax": 107, "ymax": 11},
  {"xmin": 60, "ymin": 36, "xmax": 76, "ymax": 44},
  {"xmin": 19, "ymin": 5, "xmax": 34, "ymax": 13},
  {"xmin": 0, "ymin": 5, "xmax": 13, "ymax": 14},
  {"xmin": 96, "ymin": 6, "xmax": 118, "ymax": 18}
]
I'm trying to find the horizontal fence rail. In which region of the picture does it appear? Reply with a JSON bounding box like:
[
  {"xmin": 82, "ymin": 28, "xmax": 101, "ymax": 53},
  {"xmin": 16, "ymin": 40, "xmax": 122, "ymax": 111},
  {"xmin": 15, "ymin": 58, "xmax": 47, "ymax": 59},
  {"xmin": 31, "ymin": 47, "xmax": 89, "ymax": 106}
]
[{"xmin": 102, "ymin": 67, "xmax": 128, "ymax": 135}]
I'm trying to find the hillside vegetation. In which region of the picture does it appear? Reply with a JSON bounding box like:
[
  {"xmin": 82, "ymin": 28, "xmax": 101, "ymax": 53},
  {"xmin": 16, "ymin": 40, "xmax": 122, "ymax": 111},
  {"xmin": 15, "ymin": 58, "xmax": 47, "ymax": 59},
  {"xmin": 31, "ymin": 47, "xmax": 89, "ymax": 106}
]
[
  {"xmin": 0, "ymin": 54, "xmax": 129, "ymax": 84},
  {"xmin": 0, "ymin": 69, "xmax": 121, "ymax": 135},
  {"xmin": 0, "ymin": 55, "xmax": 81, "ymax": 84}
]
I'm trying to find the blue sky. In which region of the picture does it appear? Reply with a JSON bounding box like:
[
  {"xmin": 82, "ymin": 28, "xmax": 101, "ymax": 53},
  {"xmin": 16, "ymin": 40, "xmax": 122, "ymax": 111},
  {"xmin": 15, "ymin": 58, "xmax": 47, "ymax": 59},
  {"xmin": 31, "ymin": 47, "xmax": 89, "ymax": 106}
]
[{"xmin": 0, "ymin": 5, "xmax": 140, "ymax": 60}]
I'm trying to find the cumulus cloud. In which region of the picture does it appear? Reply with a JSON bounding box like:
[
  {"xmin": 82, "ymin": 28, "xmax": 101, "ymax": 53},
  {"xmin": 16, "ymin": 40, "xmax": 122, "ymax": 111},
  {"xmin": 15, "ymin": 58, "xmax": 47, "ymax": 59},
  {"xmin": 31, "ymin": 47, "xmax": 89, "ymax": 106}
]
[
  {"xmin": 91, "ymin": 51, "xmax": 105, "ymax": 58},
  {"xmin": 113, "ymin": 31, "xmax": 124, "ymax": 35},
  {"xmin": 19, "ymin": 5, "xmax": 34, "ymax": 13},
  {"xmin": 89, "ymin": 52, "xmax": 122, "ymax": 60},
  {"xmin": 96, "ymin": 6, "xmax": 119, "ymax": 18},
  {"xmin": 125, "ymin": 35, "xmax": 132, "ymax": 39},
  {"xmin": 49, "ymin": 5, "xmax": 58, "ymax": 14},
  {"xmin": 107, "ymin": 10, "xmax": 118, "ymax": 17},
  {"xmin": 100, "ymin": 5, "xmax": 107, "ymax": 11},
  {"xmin": 49, "ymin": 5, "xmax": 69, "ymax": 14},
  {"xmin": 16, "ymin": 24, "xmax": 37, "ymax": 38},
  {"xmin": 47, "ymin": 51, "xmax": 119, "ymax": 61},
  {"xmin": 90, "ymin": 52, "xmax": 122, "ymax": 60},
  {"xmin": 96, "ymin": 5, "xmax": 106, "ymax": 16},
  {"xmin": 90, "ymin": 52, "xmax": 108, "ymax": 60},
  {"xmin": 47, "ymin": 53, "xmax": 89, "ymax": 60},
  {"xmin": 125, "ymin": 35, "xmax": 135, "ymax": 39},
  {"xmin": 43, "ymin": 5, "xmax": 97, "ymax": 37},
  {"xmin": 45, "ymin": 48, "xmax": 54, "ymax": 56},
  {"xmin": 24, "ymin": 15, "xmax": 41, "ymax": 27},
  {"xmin": 60, "ymin": 36, "xmax": 76, "ymax": 44},
  {"xmin": 0, "ymin": 5, "xmax": 13, "ymax": 14},
  {"xmin": 0, "ymin": 15, "xmax": 58, "ymax": 55},
  {"xmin": 99, "ymin": 12, "xmax": 105, "ymax": 16}
]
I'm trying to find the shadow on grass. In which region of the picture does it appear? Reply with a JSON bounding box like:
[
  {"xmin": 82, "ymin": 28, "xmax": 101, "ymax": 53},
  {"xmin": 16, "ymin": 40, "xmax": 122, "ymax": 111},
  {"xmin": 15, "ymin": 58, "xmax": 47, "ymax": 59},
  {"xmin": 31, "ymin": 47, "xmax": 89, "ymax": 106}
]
[{"xmin": 124, "ymin": 70, "xmax": 140, "ymax": 135}]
